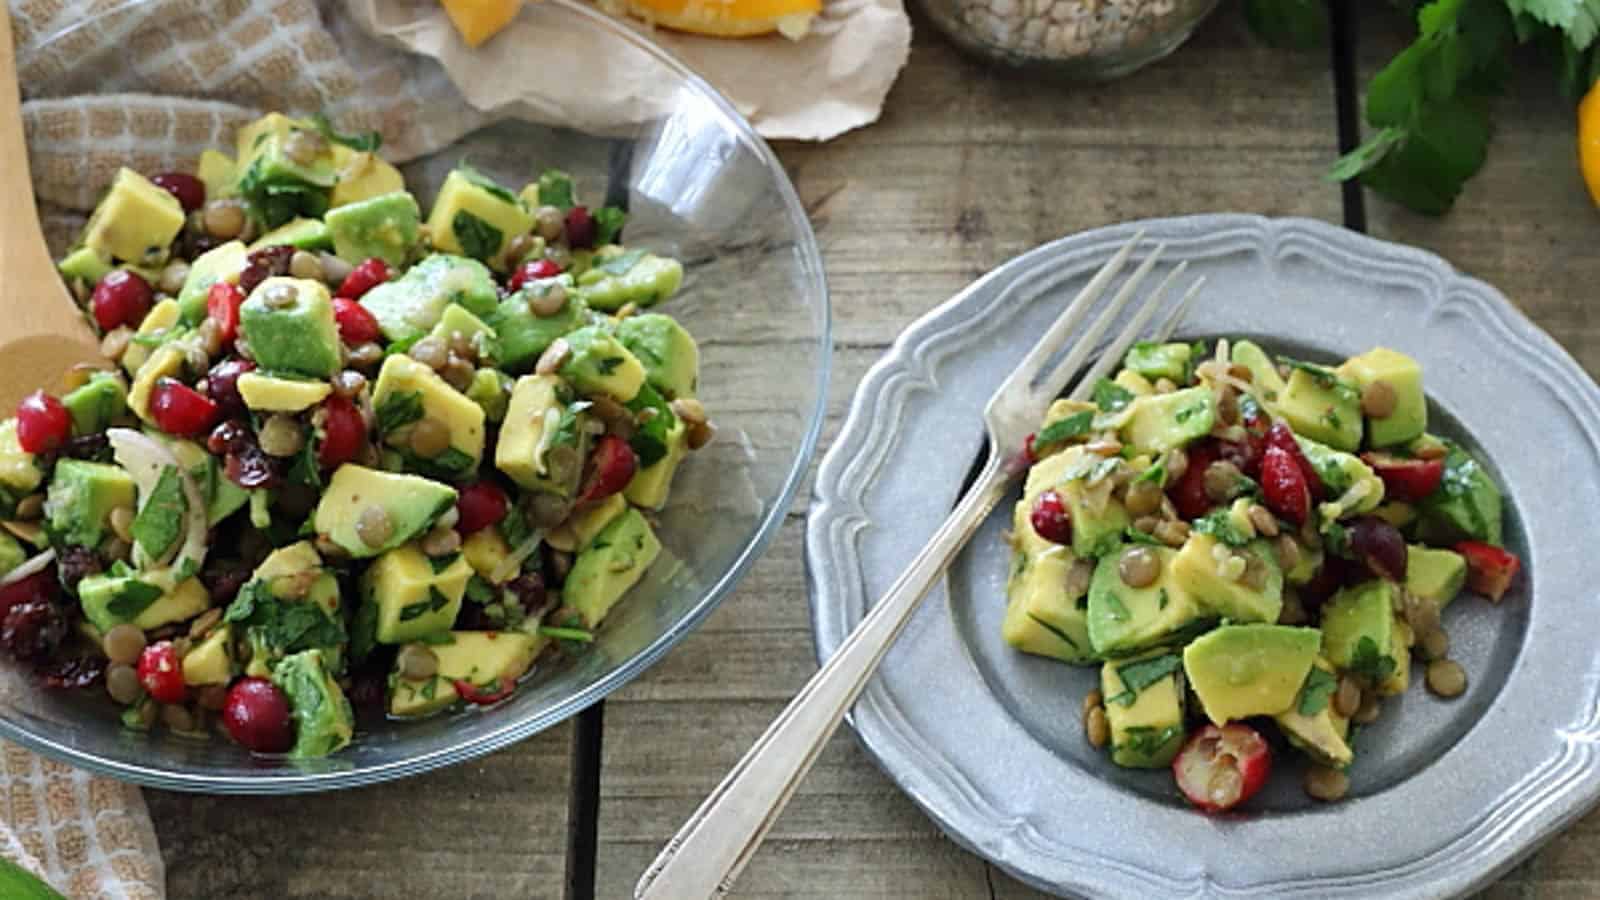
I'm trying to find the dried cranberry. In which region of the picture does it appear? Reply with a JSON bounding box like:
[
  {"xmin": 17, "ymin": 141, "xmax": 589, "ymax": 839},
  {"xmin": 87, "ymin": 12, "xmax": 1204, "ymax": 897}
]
[
  {"xmin": 54, "ymin": 548, "xmax": 101, "ymax": 595},
  {"xmin": 207, "ymin": 419, "xmax": 251, "ymax": 456},
  {"xmin": 205, "ymin": 358, "xmax": 256, "ymax": 418},
  {"xmin": 225, "ymin": 441, "xmax": 282, "ymax": 490},
  {"xmin": 505, "ymin": 572, "xmax": 550, "ymax": 618},
  {"xmin": 345, "ymin": 666, "xmax": 388, "ymax": 710},
  {"xmin": 455, "ymin": 481, "xmax": 509, "ymax": 535},
  {"xmin": 150, "ymin": 172, "xmax": 205, "ymax": 212},
  {"xmin": 200, "ymin": 564, "xmax": 250, "ymax": 605},
  {"xmin": 1347, "ymin": 516, "xmax": 1408, "ymax": 582},
  {"xmin": 57, "ymin": 432, "xmax": 110, "ymax": 461},
  {"xmin": 1030, "ymin": 490, "xmax": 1073, "ymax": 544},
  {"xmin": 564, "ymin": 206, "xmax": 596, "ymax": 249},
  {"xmin": 0, "ymin": 571, "xmax": 56, "ymax": 621},
  {"xmin": 0, "ymin": 597, "xmax": 66, "ymax": 663},
  {"xmin": 38, "ymin": 655, "xmax": 105, "ymax": 690},
  {"xmin": 237, "ymin": 245, "xmax": 295, "ymax": 295}
]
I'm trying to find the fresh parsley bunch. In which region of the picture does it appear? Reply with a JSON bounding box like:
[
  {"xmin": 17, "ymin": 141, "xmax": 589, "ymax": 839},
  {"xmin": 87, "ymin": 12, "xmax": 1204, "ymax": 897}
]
[{"xmin": 1248, "ymin": 0, "xmax": 1600, "ymax": 214}]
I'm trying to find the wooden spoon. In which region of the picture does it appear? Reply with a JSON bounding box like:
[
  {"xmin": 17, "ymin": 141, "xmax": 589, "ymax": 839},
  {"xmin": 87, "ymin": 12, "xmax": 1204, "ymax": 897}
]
[{"xmin": 0, "ymin": 6, "xmax": 108, "ymax": 412}]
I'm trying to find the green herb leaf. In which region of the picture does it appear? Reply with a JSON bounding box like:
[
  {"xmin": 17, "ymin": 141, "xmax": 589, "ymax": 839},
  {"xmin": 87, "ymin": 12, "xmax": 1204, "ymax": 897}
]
[
  {"xmin": 536, "ymin": 169, "xmax": 576, "ymax": 210},
  {"xmin": 106, "ymin": 580, "xmax": 163, "ymax": 621},
  {"xmin": 1124, "ymin": 527, "xmax": 1164, "ymax": 547},
  {"xmin": 455, "ymin": 163, "xmax": 520, "ymax": 205},
  {"xmin": 399, "ymin": 586, "xmax": 452, "ymax": 622},
  {"xmin": 1298, "ymin": 666, "xmax": 1340, "ymax": 716},
  {"xmin": 1107, "ymin": 654, "xmax": 1182, "ymax": 707},
  {"xmin": 452, "ymin": 209, "xmax": 504, "ymax": 262},
  {"xmin": 310, "ymin": 113, "xmax": 382, "ymax": 152},
  {"xmin": 227, "ymin": 580, "xmax": 346, "ymax": 657},
  {"xmin": 429, "ymin": 552, "xmax": 462, "ymax": 574},
  {"xmin": 1092, "ymin": 379, "xmax": 1135, "ymax": 413},
  {"xmin": 551, "ymin": 400, "xmax": 593, "ymax": 449},
  {"xmin": 597, "ymin": 248, "xmax": 648, "ymax": 276},
  {"xmin": 625, "ymin": 384, "xmax": 676, "ymax": 468},
  {"xmin": 375, "ymin": 390, "xmax": 425, "ymax": 434},
  {"xmin": 537, "ymin": 625, "xmax": 595, "ymax": 642},
  {"xmin": 286, "ymin": 432, "xmax": 321, "ymax": 490},
  {"xmin": 1193, "ymin": 507, "xmax": 1250, "ymax": 546},
  {"xmin": 1350, "ymin": 635, "xmax": 1398, "ymax": 684},
  {"xmin": 1025, "ymin": 613, "xmax": 1080, "ymax": 651},
  {"xmin": 418, "ymin": 631, "xmax": 457, "ymax": 646},
  {"xmin": 1323, "ymin": 521, "xmax": 1351, "ymax": 558},
  {"xmin": 465, "ymin": 574, "xmax": 496, "ymax": 604},
  {"xmin": 1034, "ymin": 411, "xmax": 1095, "ymax": 452},
  {"xmin": 1119, "ymin": 724, "xmax": 1183, "ymax": 758},
  {"xmin": 593, "ymin": 207, "xmax": 627, "ymax": 245},
  {"xmin": 350, "ymin": 598, "xmax": 378, "ymax": 663},
  {"xmin": 130, "ymin": 465, "xmax": 187, "ymax": 561}
]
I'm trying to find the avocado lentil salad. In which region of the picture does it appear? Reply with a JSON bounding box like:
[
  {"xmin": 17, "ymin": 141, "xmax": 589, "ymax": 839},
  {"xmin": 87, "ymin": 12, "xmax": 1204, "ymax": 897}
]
[
  {"xmin": 1003, "ymin": 338, "xmax": 1520, "ymax": 810},
  {"xmin": 0, "ymin": 113, "xmax": 709, "ymax": 758}
]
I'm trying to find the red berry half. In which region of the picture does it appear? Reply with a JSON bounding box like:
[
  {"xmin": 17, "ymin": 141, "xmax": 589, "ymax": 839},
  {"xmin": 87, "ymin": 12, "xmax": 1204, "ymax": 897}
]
[
  {"xmin": 1173, "ymin": 723, "xmax": 1272, "ymax": 813},
  {"xmin": 136, "ymin": 641, "xmax": 186, "ymax": 704},
  {"xmin": 150, "ymin": 378, "xmax": 219, "ymax": 437},
  {"xmin": 15, "ymin": 391, "xmax": 72, "ymax": 452},
  {"xmin": 456, "ymin": 481, "xmax": 510, "ymax": 535},
  {"xmin": 1260, "ymin": 445, "xmax": 1311, "ymax": 525},
  {"xmin": 332, "ymin": 297, "xmax": 382, "ymax": 345},
  {"xmin": 206, "ymin": 281, "xmax": 245, "ymax": 346},
  {"xmin": 317, "ymin": 395, "xmax": 366, "ymax": 469},
  {"xmin": 336, "ymin": 258, "xmax": 390, "ymax": 301},
  {"xmin": 1029, "ymin": 489, "xmax": 1073, "ymax": 545},
  {"xmin": 150, "ymin": 172, "xmax": 206, "ymax": 212}
]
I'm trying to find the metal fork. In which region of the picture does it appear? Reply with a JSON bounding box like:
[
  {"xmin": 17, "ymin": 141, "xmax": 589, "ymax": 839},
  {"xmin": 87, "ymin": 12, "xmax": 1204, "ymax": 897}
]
[{"xmin": 635, "ymin": 233, "xmax": 1203, "ymax": 900}]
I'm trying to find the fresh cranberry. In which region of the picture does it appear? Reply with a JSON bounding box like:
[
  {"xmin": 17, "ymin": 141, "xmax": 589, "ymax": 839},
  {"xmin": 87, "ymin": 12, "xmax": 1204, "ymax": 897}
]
[
  {"xmin": 564, "ymin": 206, "xmax": 596, "ymax": 249},
  {"xmin": 332, "ymin": 297, "xmax": 382, "ymax": 345},
  {"xmin": 151, "ymin": 379, "xmax": 219, "ymax": 437},
  {"xmin": 15, "ymin": 391, "xmax": 72, "ymax": 452},
  {"xmin": 456, "ymin": 481, "xmax": 509, "ymax": 535},
  {"xmin": 149, "ymin": 172, "xmax": 205, "ymax": 212},
  {"xmin": 1260, "ymin": 445, "xmax": 1311, "ymax": 525},
  {"xmin": 206, "ymin": 282, "xmax": 245, "ymax": 346},
  {"xmin": 455, "ymin": 676, "xmax": 515, "ymax": 705},
  {"xmin": 1457, "ymin": 541, "xmax": 1521, "ymax": 602},
  {"xmin": 222, "ymin": 677, "xmax": 294, "ymax": 753},
  {"xmin": 1173, "ymin": 723, "xmax": 1272, "ymax": 813},
  {"xmin": 1265, "ymin": 423, "xmax": 1324, "ymax": 499},
  {"xmin": 337, "ymin": 258, "xmax": 390, "ymax": 300},
  {"xmin": 1029, "ymin": 490, "xmax": 1073, "ymax": 544},
  {"xmin": 1361, "ymin": 451, "xmax": 1444, "ymax": 502},
  {"xmin": 237, "ymin": 245, "xmax": 295, "ymax": 296},
  {"xmin": 204, "ymin": 357, "xmax": 255, "ymax": 417},
  {"xmin": 1170, "ymin": 441, "xmax": 1220, "ymax": 520},
  {"xmin": 136, "ymin": 641, "xmax": 186, "ymax": 703},
  {"xmin": 507, "ymin": 258, "xmax": 563, "ymax": 292},
  {"xmin": 577, "ymin": 435, "xmax": 638, "ymax": 505},
  {"xmin": 90, "ymin": 270, "xmax": 154, "ymax": 332},
  {"xmin": 317, "ymin": 395, "xmax": 365, "ymax": 468}
]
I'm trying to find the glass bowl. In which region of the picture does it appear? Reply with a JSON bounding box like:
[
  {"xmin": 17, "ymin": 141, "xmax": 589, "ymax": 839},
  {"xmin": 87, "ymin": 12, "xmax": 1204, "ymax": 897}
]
[
  {"xmin": 9, "ymin": 0, "xmax": 829, "ymax": 792},
  {"xmin": 915, "ymin": 0, "xmax": 1222, "ymax": 80}
]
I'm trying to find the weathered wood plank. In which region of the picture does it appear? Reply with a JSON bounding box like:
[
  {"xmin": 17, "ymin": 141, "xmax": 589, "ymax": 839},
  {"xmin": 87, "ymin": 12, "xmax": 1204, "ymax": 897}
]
[{"xmin": 596, "ymin": 5, "xmax": 1345, "ymax": 897}]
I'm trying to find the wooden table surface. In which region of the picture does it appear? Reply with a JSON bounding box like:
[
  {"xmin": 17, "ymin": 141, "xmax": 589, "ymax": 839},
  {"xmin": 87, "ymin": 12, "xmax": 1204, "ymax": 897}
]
[{"xmin": 145, "ymin": 4, "xmax": 1600, "ymax": 898}]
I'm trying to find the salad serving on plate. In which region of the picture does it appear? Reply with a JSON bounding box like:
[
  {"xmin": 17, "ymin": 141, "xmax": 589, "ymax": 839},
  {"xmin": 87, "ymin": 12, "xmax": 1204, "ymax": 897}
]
[
  {"xmin": 1003, "ymin": 335, "xmax": 1520, "ymax": 810},
  {"xmin": 0, "ymin": 111, "xmax": 711, "ymax": 760}
]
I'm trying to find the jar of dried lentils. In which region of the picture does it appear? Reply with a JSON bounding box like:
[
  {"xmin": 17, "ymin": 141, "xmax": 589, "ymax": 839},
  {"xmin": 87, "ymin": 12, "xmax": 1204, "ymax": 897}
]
[{"xmin": 918, "ymin": 0, "xmax": 1222, "ymax": 79}]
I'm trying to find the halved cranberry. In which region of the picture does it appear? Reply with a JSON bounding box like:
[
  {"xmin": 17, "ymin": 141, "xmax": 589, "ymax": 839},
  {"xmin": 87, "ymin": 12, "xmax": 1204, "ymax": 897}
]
[
  {"xmin": 1030, "ymin": 490, "xmax": 1073, "ymax": 544},
  {"xmin": 1170, "ymin": 441, "xmax": 1220, "ymax": 520},
  {"xmin": 1265, "ymin": 423, "xmax": 1324, "ymax": 499},
  {"xmin": 15, "ymin": 391, "xmax": 72, "ymax": 452},
  {"xmin": 150, "ymin": 172, "xmax": 206, "ymax": 212},
  {"xmin": 150, "ymin": 378, "xmax": 219, "ymax": 437},
  {"xmin": 455, "ymin": 676, "xmax": 515, "ymax": 705},
  {"xmin": 336, "ymin": 258, "xmax": 390, "ymax": 300},
  {"xmin": 508, "ymin": 258, "xmax": 563, "ymax": 292},
  {"xmin": 206, "ymin": 281, "xmax": 245, "ymax": 346},
  {"xmin": 1361, "ymin": 451, "xmax": 1444, "ymax": 502},
  {"xmin": 1457, "ymin": 541, "xmax": 1521, "ymax": 602},
  {"xmin": 90, "ymin": 270, "xmax": 154, "ymax": 332},
  {"xmin": 136, "ymin": 641, "xmax": 186, "ymax": 703},
  {"xmin": 577, "ymin": 435, "xmax": 638, "ymax": 505},
  {"xmin": 317, "ymin": 395, "xmax": 365, "ymax": 469},
  {"xmin": 1260, "ymin": 445, "xmax": 1311, "ymax": 525},
  {"xmin": 222, "ymin": 677, "xmax": 294, "ymax": 753},
  {"xmin": 332, "ymin": 297, "xmax": 382, "ymax": 345},
  {"xmin": 456, "ymin": 481, "xmax": 510, "ymax": 535},
  {"xmin": 204, "ymin": 357, "xmax": 255, "ymax": 417},
  {"xmin": 564, "ymin": 206, "xmax": 596, "ymax": 249},
  {"xmin": 1173, "ymin": 723, "xmax": 1272, "ymax": 813}
]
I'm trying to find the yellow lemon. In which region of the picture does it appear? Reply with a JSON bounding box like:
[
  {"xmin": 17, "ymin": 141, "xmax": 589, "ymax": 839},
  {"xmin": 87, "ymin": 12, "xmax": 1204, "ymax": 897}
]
[
  {"xmin": 1578, "ymin": 79, "xmax": 1600, "ymax": 207},
  {"xmin": 440, "ymin": 0, "xmax": 525, "ymax": 47},
  {"xmin": 619, "ymin": 0, "xmax": 821, "ymax": 39}
]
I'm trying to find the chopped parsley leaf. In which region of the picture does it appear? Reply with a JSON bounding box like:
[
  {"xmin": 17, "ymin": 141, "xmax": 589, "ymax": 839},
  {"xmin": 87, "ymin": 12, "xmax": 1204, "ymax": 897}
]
[
  {"xmin": 1092, "ymin": 379, "xmax": 1135, "ymax": 413},
  {"xmin": 106, "ymin": 580, "xmax": 163, "ymax": 621},
  {"xmin": 1120, "ymin": 724, "xmax": 1183, "ymax": 758},
  {"xmin": 1297, "ymin": 666, "xmax": 1339, "ymax": 716},
  {"xmin": 1025, "ymin": 613, "xmax": 1079, "ymax": 651},
  {"xmin": 1193, "ymin": 507, "xmax": 1250, "ymax": 546},
  {"xmin": 375, "ymin": 390, "xmax": 425, "ymax": 434},
  {"xmin": 130, "ymin": 464, "xmax": 187, "ymax": 561},
  {"xmin": 452, "ymin": 209, "xmax": 504, "ymax": 263},
  {"xmin": 1349, "ymin": 635, "xmax": 1397, "ymax": 684},
  {"xmin": 1034, "ymin": 411, "xmax": 1094, "ymax": 450},
  {"xmin": 1106, "ymin": 654, "xmax": 1182, "ymax": 707}
]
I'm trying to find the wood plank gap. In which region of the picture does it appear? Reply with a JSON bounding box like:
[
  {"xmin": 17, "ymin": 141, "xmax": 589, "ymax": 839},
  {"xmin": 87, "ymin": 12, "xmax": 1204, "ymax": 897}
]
[
  {"xmin": 1329, "ymin": 0, "xmax": 1368, "ymax": 233},
  {"xmin": 565, "ymin": 702, "xmax": 605, "ymax": 900}
]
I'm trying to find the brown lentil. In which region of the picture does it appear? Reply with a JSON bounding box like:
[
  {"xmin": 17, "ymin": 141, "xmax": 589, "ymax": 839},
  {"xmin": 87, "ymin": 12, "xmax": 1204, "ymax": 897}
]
[
  {"xmin": 1125, "ymin": 480, "xmax": 1163, "ymax": 517},
  {"xmin": 1064, "ymin": 558, "xmax": 1095, "ymax": 598},
  {"xmin": 1425, "ymin": 659, "xmax": 1467, "ymax": 698},
  {"xmin": 1153, "ymin": 520, "xmax": 1191, "ymax": 548},
  {"xmin": 347, "ymin": 342, "xmax": 384, "ymax": 369},
  {"xmin": 536, "ymin": 339, "xmax": 571, "ymax": 376},
  {"xmin": 261, "ymin": 282, "xmax": 298, "ymax": 310},
  {"xmin": 1117, "ymin": 546, "xmax": 1161, "ymax": 589},
  {"xmin": 1403, "ymin": 592, "xmax": 1441, "ymax": 635},
  {"xmin": 1081, "ymin": 689, "xmax": 1103, "ymax": 719},
  {"xmin": 1164, "ymin": 447, "xmax": 1189, "ymax": 482},
  {"xmin": 105, "ymin": 664, "xmax": 142, "ymax": 705},
  {"xmin": 535, "ymin": 205, "xmax": 565, "ymax": 241},
  {"xmin": 356, "ymin": 505, "xmax": 394, "ymax": 548},
  {"xmin": 100, "ymin": 327, "xmax": 133, "ymax": 362},
  {"xmin": 397, "ymin": 644, "xmax": 440, "ymax": 680},
  {"xmin": 102, "ymin": 624, "xmax": 147, "ymax": 666},
  {"xmin": 441, "ymin": 357, "xmax": 476, "ymax": 392},
  {"xmin": 1216, "ymin": 388, "xmax": 1240, "ymax": 426},
  {"xmin": 197, "ymin": 684, "xmax": 229, "ymax": 711},
  {"xmin": 420, "ymin": 525, "xmax": 462, "ymax": 557},
  {"xmin": 1274, "ymin": 536, "xmax": 1301, "ymax": 575},
  {"xmin": 258, "ymin": 415, "xmax": 305, "ymax": 457},
  {"xmin": 162, "ymin": 703, "xmax": 196, "ymax": 732},
  {"xmin": 527, "ymin": 492, "xmax": 572, "ymax": 529},
  {"xmin": 1361, "ymin": 380, "xmax": 1398, "ymax": 418},
  {"xmin": 1353, "ymin": 692, "xmax": 1382, "ymax": 725},
  {"xmin": 107, "ymin": 505, "xmax": 136, "ymax": 544},
  {"xmin": 1246, "ymin": 505, "xmax": 1279, "ymax": 537},
  {"xmin": 409, "ymin": 336, "xmax": 448, "ymax": 370},
  {"xmin": 685, "ymin": 420, "xmax": 716, "ymax": 451},
  {"xmin": 196, "ymin": 318, "xmax": 225, "ymax": 358},
  {"xmin": 670, "ymin": 396, "xmax": 708, "ymax": 426},
  {"xmin": 288, "ymin": 250, "xmax": 324, "ymax": 281},
  {"xmin": 159, "ymin": 260, "xmax": 191, "ymax": 295},
  {"xmin": 546, "ymin": 549, "xmax": 574, "ymax": 582},
  {"xmin": 1333, "ymin": 675, "xmax": 1362, "ymax": 718},
  {"xmin": 202, "ymin": 200, "xmax": 246, "ymax": 240},
  {"xmin": 527, "ymin": 282, "xmax": 568, "ymax": 317},
  {"xmin": 1418, "ymin": 627, "xmax": 1450, "ymax": 662},
  {"xmin": 505, "ymin": 232, "xmax": 538, "ymax": 267},
  {"xmin": 1277, "ymin": 592, "xmax": 1307, "ymax": 625},
  {"xmin": 1202, "ymin": 460, "xmax": 1244, "ymax": 503},
  {"xmin": 1240, "ymin": 555, "xmax": 1269, "ymax": 591},
  {"xmin": 1304, "ymin": 765, "xmax": 1349, "ymax": 802},
  {"xmin": 331, "ymin": 370, "xmax": 367, "ymax": 398},
  {"xmin": 104, "ymin": 537, "xmax": 133, "ymax": 562},
  {"xmin": 1084, "ymin": 705, "xmax": 1110, "ymax": 748},
  {"xmin": 1133, "ymin": 514, "xmax": 1161, "ymax": 535},
  {"xmin": 408, "ymin": 418, "xmax": 452, "ymax": 459},
  {"xmin": 14, "ymin": 493, "xmax": 43, "ymax": 521},
  {"xmin": 189, "ymin": 607, "xmax": 224, "ymax": 640}
]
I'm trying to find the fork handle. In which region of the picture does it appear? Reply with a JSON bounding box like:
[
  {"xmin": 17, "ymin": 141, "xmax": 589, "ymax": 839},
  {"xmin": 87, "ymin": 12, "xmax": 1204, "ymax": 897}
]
[{"xmin": 635, "ymin": 453, "xmax": 1012, "ymax": 899}]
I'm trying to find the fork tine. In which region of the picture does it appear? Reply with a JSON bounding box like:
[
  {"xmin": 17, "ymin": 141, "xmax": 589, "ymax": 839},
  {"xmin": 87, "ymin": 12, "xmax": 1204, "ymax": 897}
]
[
  {"xmin": 1064, "ymin": 262, "xmax": 1192, "ymax": 403},
  {"xmin": 1154, "ymin": 276, "xmax": 1204, "ymax": 343},
  {"xmin": 1028, "ymin": 246, "xmax": 1164, "ymax": 404},
  {"xmin": 999, "ymin": 231, "xmax": 1146, "ymax": 396}
]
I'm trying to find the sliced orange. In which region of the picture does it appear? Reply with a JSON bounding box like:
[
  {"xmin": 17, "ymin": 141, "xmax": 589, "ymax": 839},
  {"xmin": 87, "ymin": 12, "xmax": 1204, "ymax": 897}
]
[
  {"xmin": 1579, "ymin": 79, "xmax": 1600, "ymax": 207},
  {"xmin": 619, "ymin": 0, "xmax": 820, "ymax": 39},
  {"xmin": 439, "ymin": 0, "xmax": 525, "ymax": 48}
]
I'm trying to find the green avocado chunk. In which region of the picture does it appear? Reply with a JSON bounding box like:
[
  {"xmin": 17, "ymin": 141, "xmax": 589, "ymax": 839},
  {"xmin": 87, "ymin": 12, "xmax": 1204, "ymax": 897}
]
[
  {"xmin": 1337, "ymin": 347, "xmax": 1426, "ymax": 447},
  {"xmin": 1274, "ymin": 658, "xmax": 1354, "ymax": 768},
  {"xmin": 1276, "ymin": 362, "xmax": 1363, "ymax": 451},
  {"xmin": 1183, "ymin": 624, "xmax": 1321, "ymax": 725},
  {"xmin": 238, "ymin": 277, "xmax": 342, "ymax": 378},
  {"xmin": 271, "ymin": 649, "xmax": 354, "ymax": 759},
  {"xmin": 1405, "ymin": 545, "xmax": 1468, "ymax": 609},
  {"xmin": 0, "ymin": 532, "xmax": 25, "ymax": 579},
  {"xmin": 616, "ymin": 313, "xmax": 700, "ymax": 400},
  {"xmin": 1229, "ymin": 340, "xmax": 1287, "ymax": 405},
  {"xmin": 58, "ymin": 246, "xmax": 112, "ymax": 285},
  {"xmin": 1086, "ymin": 544, "xmax": 1207, "ymax": 657},
  {"xmin": 486, "ymin": 278, "xmax": 588, "ymax": 372},
  {"xmin": 175, "ymin": 241, "xmax": 247, "ymax": 325},
  {"xmin": 248, "ymin": 217, "xmax": 332, "ymax": 253},
  {"xmin": 558, "ymin": 326, "xmax": 647, "ymax": 403},
  {"xmin": 1121, "ymin": 341, "xmax": 1193, "ymax": 383},
  {"xmin": 44, "ymin": 460, "xmax": 135, "ymax": 549},
  {"xmin": 234, "ymin": 115, "xmax": 338, "ymax": 229},
  {"xmin": 312, "ymin": 465, "xmax": 457, "ymax": 559},
  {"xmin": 1119, "ymin": 386, "xmax": 1216, "ymax": 455},
  {"xmin": 573, "ymin": 248, "xmax": 683, "ymax": 311},
  {"xmin": 357, "ymin": 253, "xmax": 499, "ymax": 345},
  {"xmin": 1169, "ymin": 532, "xmax": 1284, "ymax": 624},
  {"xmin": 62, "ymin": 371, "xmax": 127, "ymax": 436},
  {"xmin": 563, "ymin": 508, "xmax": 661, "ymax": 627},
  {"xmin": 325, "ymin": 191, "xmax": 420, "ymax": 267},
  {"xmin": 1416, "ymin": 441, "xmax": 1503, "ymax": 546},
  {"xmin": 1101, "ymin": 649, "xmax": 1187, "ymax": 768},
  {"xmin": 1320, "ymin": 579, "xmax": 1399, "ymax": 677}
]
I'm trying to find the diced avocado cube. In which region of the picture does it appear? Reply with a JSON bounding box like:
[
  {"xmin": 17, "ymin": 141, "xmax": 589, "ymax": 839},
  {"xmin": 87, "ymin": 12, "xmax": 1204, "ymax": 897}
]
[
  {"xmin": 1101, "ymin": 649, "xmax": 1187, "ymax": 768},
  {"xmin": 44, "ymin": 460, "xmax": 135, "ymax": 549},
  {"xmin": 1293, "ymin": 434, "xmax": 1384, "ymax": 522},
  {"xmin": 1321, "ymin": 579, "xmax": 1400, "ymax": 678},
  {"xmin": 252, "ymin": 539, "xmax": 323, "ymax": 582},
  {"xmin": 326, "ymin": 191, "xmax": 420, "ymax": 267},
  {"xmin": 563, "ymin": 508, "xmax": 661, "ymax": 627},
  {"xmin": 465, "ymin": 369, "xmax": 512, "ymax": 423},
  {"xmin": 1000, "ymin": 474, "xmax": 1098, "ymax": 665},
  {"xmin": 1022, "ymin": 447, "xmax": 1130, "ymax": 559},
  {"xmin": 234, "ymin": 114, "xmax": 338, "ymax": 229},
  {"xmin": 575, "ymin": 249, "xmax": 684, "ymax": 311},
  {"xmin": 0, "ymin": 532, "xmax": 24, "ymax": 579},
  {"xmin": 182, "ymin": 624, "xmax": 234, "ymax": 686},
  {"xmin": 236, "ymin": 372, "xmax": 332, "ymax": 413},
  {"xmin": 1113, "ymin": 369, "xmax": 1154, "ymax": 396},
  {"xmin": 175, "ymin": 240, "xmax": 248, "ymax": 325},
  {"xmin": 272, "ymin": 649, "xmax": 354, "ymax": 759},
  {"xmin": 58, "ymin": 246, "xmax": 113, "ymax": 285},
  {"xmin": 546, "ymin": 494, "xmax": 628, "ymax": 553},
  {"xmin": 487, "ymin": 279, "xmax": 588, "ymax": 372},
  {"xmin": 358, "ymin": 253, "xmax": 498, "ymax": 344},
  {"xmin": 1122, "ymin": 342, "xmax": 1193, "ymax": 383},
  {"xmin": 1338, "ymin": 347, "xmax": 1426, "ymax": 447},
  {"xmin": 196, "ymin": 150, "xmax": 236, "ymax": 200},
  {"xmin": 1277, "ymin": 363, "xmax": 1363, "ymax": 452},
  {"xmin": 1416, "ymin": 442, "xmax": 1503, "ymax": 546},
  {"xmin": 557, "ymin": 326, "xmax": 646, "ymax": 403},
  {"xmin": 0, "ymin": 420, "xmax": 41, "ymax": 496},
  {"xmin": 1169, "ymin": 533, "xmax": 1283, "ymax": 624},
  {"xmin": 249, "ymin": 217, "xmax": 332, "ymax": 253},
  {"xmin": 372, "ymin": 355, "xmax": 486, "ymax": 478},
  {"xmin": 1274, "ymin": 658, "xmax": 1354, "ymax": 768},
  {"xmin": 1382, "ymin": 618, "xmax": 1415, "ymax": 696},
  {"xmin": 388, "ymin": 630, "xmax": 542, "ymax": 718},
  {"xmin": 1119, "ymin": 387, "xmax": 1215, "ymax": 455},
  {"xmin": 361, "ymin": 544, "xmax": 471, "ymax": 644},
  {"xmin": 429, "ymin": 303, "xmax": 498, "ymax": 362},
  {"xmin": 616, "ymin": 314, "xmax": 699, "ymax": 400},
  {"xmin": 623, "ymin": 416, "xmax": 687, "ymax": 511},
  {"xmin": 330, "ymin": 151, "xmax": 405, "ymax": 208},
  {"xmin": 78, "ymin": 575, "xmax": 209, "ymax": 634},
  {"xmin": 1406, "ymin": 545, "xmax": 1468, "ymax": 609},
  {"xmin": 1086, "ymin": 544, "xmax": 1206, "ymax": 657},
  {"xmin": 495, "ymin": 374, "xmax": 588, "ymax": 495},
  {"xmin": 239, "ymin": 277, "xmax": 342, "ymax": 378},
  {"xmin": 426, "ymin": 168, "xmax": 532, "ymax": 268},
  {"xmin": 462, "ymin": 528, "xmax": 513, "ymax": 583},
  {"xmin": 79, "ymin": 168, "xmax": 186, "ymax": 266},
  {"xmin": 1183, "ymin": 624, "xmax": 1320, "ymax": 725},
  {"xmin": 313, "ymin": 465, "xmax": 456, "ymax": 558},
  {"xmin": 63, "ymin": 371, "xmax": 127, "ymax": 436},
  {"xmin": 1229, "ymin": 340, "xmax": 1286, "ymax": 405},
  {"xmin": 120, "ymin": 298, "xmax": 184, "ymax": 377}
]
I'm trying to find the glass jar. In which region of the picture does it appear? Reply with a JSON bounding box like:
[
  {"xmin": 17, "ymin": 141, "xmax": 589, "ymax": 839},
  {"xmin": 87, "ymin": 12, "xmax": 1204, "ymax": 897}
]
[{"xmin": 917, "ymin": 0, "xmax": 1223, "ymax": 80}]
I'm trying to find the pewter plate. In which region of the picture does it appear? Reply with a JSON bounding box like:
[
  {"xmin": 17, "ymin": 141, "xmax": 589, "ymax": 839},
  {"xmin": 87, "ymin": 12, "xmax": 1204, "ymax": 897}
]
[{"xmin": 805, "ymin": 215, "xmax": 1600, "ymax": 898}]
